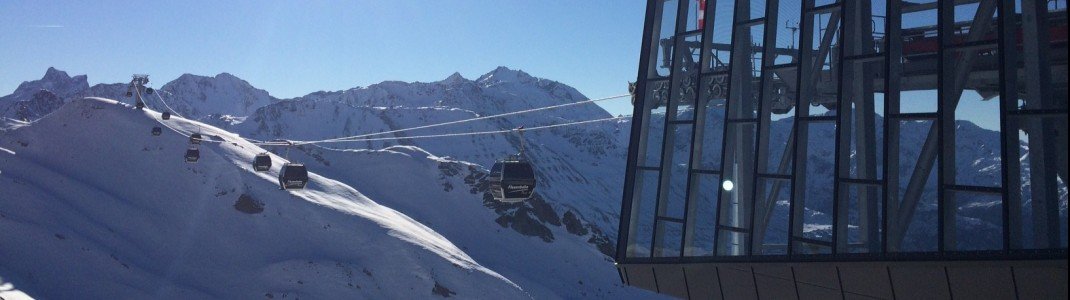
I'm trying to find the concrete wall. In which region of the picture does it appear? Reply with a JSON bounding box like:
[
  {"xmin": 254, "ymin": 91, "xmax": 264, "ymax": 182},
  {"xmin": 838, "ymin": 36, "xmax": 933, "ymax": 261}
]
[{"xmin": 618, "ymin": 259, "xmax": 1067, "ymax": 299}]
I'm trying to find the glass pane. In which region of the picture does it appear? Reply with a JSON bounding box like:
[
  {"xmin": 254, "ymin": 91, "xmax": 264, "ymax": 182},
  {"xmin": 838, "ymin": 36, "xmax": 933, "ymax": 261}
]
[
  {"xmin": 898, "ymin": 0, "xmax": 938, "ymax": 113},
  {"xmin": 843, "ymin": 58, "xmax": 885, "ymax": 180},
  {"xmin": 719, "ymin": 122, "xmax": 757, "ymax": 230},
  {"xmin": 717, "ymin": 230, "xmax": 749, "ymax": 255},
  {"xmin": 649, "ymin": 0, "xmax": 681, "ymax": 78},
  {"xmin": 685, "ymin": 173, "xmax": 720, "ymax": 256},
  {"xmin": 696, "ymin": 74, "xmax": 728, "ymax": 170},
  {"xmin": 843, "ymin": 0, "xmax": 888, "ymax": 56},
  {"xmin": 795, "ymin": 241, "xmax": 832, "ymax": 254},
  {"xmin": 840, "ymin": 183, "xmax": 884, "ymax": 253},
  {"xmin": 946, "ymin": 47, "xmax": 1002, "ymax": 187},
  {"xmin": 660, "ymin": 124, "xmax": 694, "ymax": 219},
  {"xmin": 684, "ymin": 0, "xmax": 704, "ymax": 32},
  {"xmin": 654, "ymin": 221, "xmax": 685, "ymax": 257},
  {"xmin": 773, "ymin": 0, "xmax": 803, "ymax": 64},
  {"xmin": 627, "ymin": 170, "xmax": 661, "ymax": 257},
  {"xmin": 1010, "ymin": 1, "xmax": 1068, "ymax": 111},
  {"xmin": 950, "ymin": 0, "xmax": 998, "ymax": 45},
  {"xmin": 760, "ymin": 67, "xmax": 796, "ymax": 175},
  {"xmin": 804, "ymin": 10, "xmax": 841, "ymax": 116},
  {"xmin": 672, "ymin": 32, "xmax": 703, "ymax": 121},
  {"xmin": 639, "ymin": 80, "xmax": 670, "ymax": 167},
  {"xmin": 704, "ymin": 0, "xmax": 736, "ymax": 72},
  {"xmin": 754, "ymin": 178, "xmax": 791, "ymax": 255},
  {"xmin": 728, "ymin": 23, "xmax": 765, "ymax": 119},
  {"xmin": 746, "ymin": 0, "xmax": 767, "ymax": 20},
  {"xmin": 888, "ymin": 119, "xmax": 939, "ymax": 252},
  {"xmin": 1009, "ymin": 115, "xmax": 1069, "ymax": 249},
  {"xmin": 947, "ymin": 190, "xmax": 1003, "ymax": 251},
  {"xmin": 796, "ymin": 121, "xmax": 836, "ymax": 242}
]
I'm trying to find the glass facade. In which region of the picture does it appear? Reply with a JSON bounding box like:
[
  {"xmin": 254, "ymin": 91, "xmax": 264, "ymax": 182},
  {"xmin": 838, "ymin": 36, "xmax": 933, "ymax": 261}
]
[{"xmin": 618, "ymin": 0, "xmax": 1068, "ymax": 261}]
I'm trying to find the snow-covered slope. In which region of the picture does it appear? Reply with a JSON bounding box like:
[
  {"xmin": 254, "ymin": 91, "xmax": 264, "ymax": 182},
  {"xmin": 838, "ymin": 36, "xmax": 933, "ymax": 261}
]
[
  {"xmin": 232, "ymin": 67, "xmax": 630, "ymax": 246},
  {"xmin": 276, "ymin": 145, "xmax": 658, "ymax": 299},
  {"xmin": 0, "ymin": 97, "xmax": 525, "ymax": 299}
]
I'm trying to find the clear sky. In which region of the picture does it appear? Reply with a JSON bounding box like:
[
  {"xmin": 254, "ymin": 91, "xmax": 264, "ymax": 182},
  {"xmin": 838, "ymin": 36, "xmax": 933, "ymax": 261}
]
[{"xmin": 0, "ymin": 1, "xmax": 645, "ymax": 115}]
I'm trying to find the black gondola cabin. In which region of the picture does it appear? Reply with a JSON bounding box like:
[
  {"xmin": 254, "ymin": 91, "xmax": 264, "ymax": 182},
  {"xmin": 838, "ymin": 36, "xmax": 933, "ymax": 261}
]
[
  {"xmin": 253, "ymin": 153, "xmax": 272, "ymax": 172},
  {"xmin": 488, "ymin": 157, "xmax": 536, "ymax": 203},
  {"xmin": 184, "ymin": 147, "xmax": 199, "ymax": 163},
  {"xmin": 278, "ymin": 163, "xmax": 308, "ymax": 189}
]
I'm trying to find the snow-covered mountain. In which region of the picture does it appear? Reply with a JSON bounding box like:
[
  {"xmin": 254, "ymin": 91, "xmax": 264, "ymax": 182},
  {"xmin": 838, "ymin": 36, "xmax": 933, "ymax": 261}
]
[
  {"xmin": 0, "ymin": 69, "xmax": 661, "ymax": 298},
  {"xmin": 230, "ymin": 67, "xmax": 628, "ymax": 239},
  {"xmin": 1, "ymin": 69, "xmax": 277, "ymax": 122},
  {"xmin": 0, "ymin": 68, "xmax": 88, "ymax": 120},
  {"xmin": 0, "ymin": 98, "xmax": 527, "ymax": 299}
]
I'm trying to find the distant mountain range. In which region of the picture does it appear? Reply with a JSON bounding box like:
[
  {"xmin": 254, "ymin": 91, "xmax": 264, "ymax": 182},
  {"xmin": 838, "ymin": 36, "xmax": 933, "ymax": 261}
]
[{"xmin": 0, "ymin": 67, "xmax": 656, "ymax": 299}]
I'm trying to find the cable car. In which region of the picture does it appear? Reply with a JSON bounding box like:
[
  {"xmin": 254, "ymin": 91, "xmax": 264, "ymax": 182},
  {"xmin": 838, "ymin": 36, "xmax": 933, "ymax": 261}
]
[
  {"xmin": 135, "ymin": 101, "xmax": 144, "ymax": 110},
  {"xmin": 190, "ymin": 133, "xmax": 203, "ymax": 144},
  {"xmin": 184, "ymin": 147, "xmax": 200, "ymax": 163},
  {"xmin": 487, "ymin": 156, "xmax": 536, "ymax": 203},
  {"xmin": 278, "ymin": 163, "xmax": 308, "ymax": 189},
  {"xmin": 152, "ymin": 126, "xmax": 162, "ymax": 136},
  {"xmin": 162, "ymin": 112, "xmax": 170, "ymax": 120},
  {"xmin": 146, "ymin": 87, "xmax": 154, "ymax": 95},
  {"xmin": 252, "ymin": 153, "xmax": 272, "ymax": 172},
  {"xmin": 126, "ymin": 91, "xmax": 133, "ymax": 97}
]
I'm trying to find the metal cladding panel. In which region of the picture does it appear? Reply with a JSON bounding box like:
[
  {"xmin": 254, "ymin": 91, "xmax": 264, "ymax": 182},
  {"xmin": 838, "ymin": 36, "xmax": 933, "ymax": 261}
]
[
  {"xmin": 791, "ymin": 265, "xmax": 841, "ymax": 291},
  {"xmin": 1013, "ymin": 266, "xmax": 1069, "ymax": 300},
  {"xmin": 627, "ymin": 265, "xmax": 658, "ymax": 292},
  {"xmin": 888, "ymin": 265, "xmax": 950, "ymax": 300},
  {"xmin": 946, "ymin": 266, "xmax": 1016, "ymax": 300},
  {"xmin": 796, "ymin": 282, "xmax": 842, "ymax": 300},
  {"xmin": 717, "ymin": 266, "xmax": 758, "ymax": 300},
  {"xmin": 754, "ymin": 273, "xmax": 798, "ymax": 300},
  {"xmin": 653, "ymin": 265, "xmax": 689, "ymax": 299},
  {"xmin": 838, "ymin": 265, "xmax": 894, "ymax": 299},
  {"xmin": 683, "ymin": 265, "xmax": 722, "ymax": 300}
]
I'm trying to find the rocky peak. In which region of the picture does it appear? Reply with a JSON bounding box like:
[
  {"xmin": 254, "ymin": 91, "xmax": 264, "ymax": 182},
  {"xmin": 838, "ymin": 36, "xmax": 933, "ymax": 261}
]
[{"xmin": 476, "ymin": 66, "xmax": 534, "ymax": 85}]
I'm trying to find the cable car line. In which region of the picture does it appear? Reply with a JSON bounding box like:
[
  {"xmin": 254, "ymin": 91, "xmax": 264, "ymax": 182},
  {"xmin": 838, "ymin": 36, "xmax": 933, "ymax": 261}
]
[
  {"xmin": 314, "ymin": 115, "xmax": 629, "ymax": 143},
  {"xmin": 295, "ymin": 93, "xmax": 630, "ymax": 145}
]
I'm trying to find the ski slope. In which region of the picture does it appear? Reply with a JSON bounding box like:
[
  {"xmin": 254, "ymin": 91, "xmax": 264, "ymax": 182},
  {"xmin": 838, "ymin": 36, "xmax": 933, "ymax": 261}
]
[{"xmin": 0, "ymin": 97, "xmax": 526, "ymax": 299}]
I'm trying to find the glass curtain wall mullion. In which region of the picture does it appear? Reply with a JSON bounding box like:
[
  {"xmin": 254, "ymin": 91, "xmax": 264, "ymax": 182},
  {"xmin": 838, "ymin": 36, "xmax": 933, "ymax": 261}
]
[
  {"xmin": 792, "ymin": 0, "xmax": 841, "ymax": 255},
  {"xmin": 751, "ymin": 0, "xmax": 802, "ymax": 256},
  {"xmin": 625, "ymin": 0, "xmax": 680, "ymax": 259},
  {"xmin": 835, "ymin": 0, "xmax": 886, "ymax": 254},
  {"xmin": 881, "ymin": 0, "xmax": 897, "ymax": 255},
  {"xmin": 996, "ymin": 0, "xmax": 1016, "ymax": 252},
  {"xmin": 712, "ymin": 0, "xmax": 757, "ymax": 257},
  {"xmin": 651, "ymin": 0, "xmax": 694, "ymax": 258},
  {"xmin": 787, "ymin": 0, "xmax": 819, "ymax": 257},
  {"xmin": 683, "ymin": 0, "xmax": 723, "ymax": 258},
  {"xmin": 1009, "ymin": 0, "xmax": 1067, "ymax": 250}
]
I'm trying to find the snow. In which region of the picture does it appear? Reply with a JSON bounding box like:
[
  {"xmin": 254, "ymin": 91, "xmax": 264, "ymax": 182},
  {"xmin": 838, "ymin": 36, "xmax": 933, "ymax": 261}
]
[
  {"xmin": 278, "ymin": 145, "xmax": 660, "ymax": 299},
  {"xmin": 0, "ymin": 97, "xmax": 526, "ymax": 299}
]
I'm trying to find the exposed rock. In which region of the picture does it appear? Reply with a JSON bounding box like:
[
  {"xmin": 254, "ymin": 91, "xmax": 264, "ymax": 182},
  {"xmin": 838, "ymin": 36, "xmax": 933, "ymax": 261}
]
[
  {"xmin": 431, "ymin": 281, "xmax": 456, "ymax": 298},
  {"xmin": 234, "ymin": 194, "xmax": 264, "ymax": 214},
  {"xmin": 562, "ymin": 211, "xmax": 588, "ymax": 236}
]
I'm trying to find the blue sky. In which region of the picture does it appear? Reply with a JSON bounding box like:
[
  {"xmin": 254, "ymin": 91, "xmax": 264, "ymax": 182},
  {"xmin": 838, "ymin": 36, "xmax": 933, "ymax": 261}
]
[{"xmin": 0, "ymin": 1, "xmax": 645, "ymax": 115}]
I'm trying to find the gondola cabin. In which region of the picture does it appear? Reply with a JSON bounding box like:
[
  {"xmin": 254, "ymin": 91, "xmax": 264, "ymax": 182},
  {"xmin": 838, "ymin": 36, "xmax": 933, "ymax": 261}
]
[
  {"xmin": 278, "ymin": 163, "xmax": 308, "ymax": 189},
  {"xmin": 487, "ymin": 158, "xmax": 536, "ymax": 203},
  {"xmin": 162, "ymin": 112, "xmax": 170, "ymax": 120},
  {"xmin": 190, "ymin": 133, "xmax": 203, "ymax": 144},
  {"xmin": 252, "ymin": 153, "xmax": 272, "ymax": 172},
  {"xmin": 184, "ymin": 147, "xmax": 200, "ymax": 163},
  {"xmin": 151, "ymin": 126, "xmax": 162, "ymax": 136}
]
